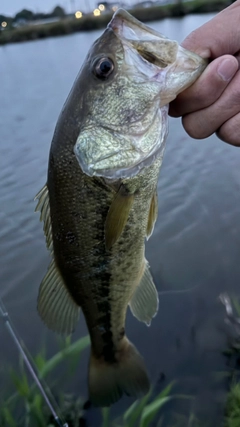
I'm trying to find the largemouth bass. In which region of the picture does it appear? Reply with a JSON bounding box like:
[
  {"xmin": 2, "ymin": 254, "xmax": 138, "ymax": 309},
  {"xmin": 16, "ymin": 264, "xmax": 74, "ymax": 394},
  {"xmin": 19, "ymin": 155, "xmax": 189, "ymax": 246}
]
[{"xmin": 35, "ymin": 9, "xmax": 206, "ymax": 407}]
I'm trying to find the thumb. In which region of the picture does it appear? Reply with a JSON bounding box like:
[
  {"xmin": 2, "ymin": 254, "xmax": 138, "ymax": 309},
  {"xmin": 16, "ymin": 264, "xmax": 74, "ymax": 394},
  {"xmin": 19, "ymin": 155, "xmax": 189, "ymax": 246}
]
[
  {"xmin": 169, "ymin": 55, "xmax": 239, "ymax": 117},
  {"xmin": 181, "ymin": 1, "xmax": 240, "ymax": 59}
]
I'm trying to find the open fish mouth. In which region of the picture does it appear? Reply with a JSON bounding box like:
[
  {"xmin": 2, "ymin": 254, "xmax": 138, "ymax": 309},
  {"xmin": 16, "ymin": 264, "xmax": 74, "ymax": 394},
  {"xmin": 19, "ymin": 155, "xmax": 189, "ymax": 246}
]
[
  {"xmin": 109, "ymin": 8, "xmax": 179, "ymax": 70},
  {"xmin": 109, "ymin": 9, "xmax": 206, "ymax": 93}
]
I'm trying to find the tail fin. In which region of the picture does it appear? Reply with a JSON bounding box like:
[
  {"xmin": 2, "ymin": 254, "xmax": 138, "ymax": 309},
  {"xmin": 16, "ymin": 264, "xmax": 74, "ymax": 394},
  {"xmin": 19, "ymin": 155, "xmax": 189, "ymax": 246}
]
[{"xmin": 88, "ymin": 337, "xmax": 150, "ymax": 407}]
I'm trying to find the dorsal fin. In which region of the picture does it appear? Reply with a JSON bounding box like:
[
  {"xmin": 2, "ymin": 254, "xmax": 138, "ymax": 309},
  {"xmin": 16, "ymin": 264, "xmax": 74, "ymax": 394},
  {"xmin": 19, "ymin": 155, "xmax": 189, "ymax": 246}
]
[
  {"xmin": 35, "ymin": 184, "xmax": 80, "ymax": 335},
  {"xmin": 35, "ymin": 184, "xmax": 53, "ymax": 252},
  {"xmin": 37, "ymin": 259, "xmax": 80, "ymax": 335},
  {"xmin": 129, "ymin": 260, "xmax": 158, "ymax": 326},
  {"xmin": 105, "ymin": 185, "xmax": 135, "ymax": 250}
]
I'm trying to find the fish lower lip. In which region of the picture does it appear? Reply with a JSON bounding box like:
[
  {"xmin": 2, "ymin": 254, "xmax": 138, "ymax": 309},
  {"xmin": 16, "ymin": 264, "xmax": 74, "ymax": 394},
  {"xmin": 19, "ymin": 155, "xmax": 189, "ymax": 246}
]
[{"xmin": 86, "ymin": 143, "xmax": 166, "ymax": 180}]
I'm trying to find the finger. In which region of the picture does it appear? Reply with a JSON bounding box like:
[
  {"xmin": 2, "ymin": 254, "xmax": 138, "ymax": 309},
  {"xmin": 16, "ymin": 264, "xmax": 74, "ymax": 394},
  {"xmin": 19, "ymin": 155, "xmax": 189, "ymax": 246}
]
[
  {"xmin": 169, "ymin": 55, "xmax": 239, "ymax": 117},
  {"xmin": 181, "ymin": 1, "xmax": 240, "ymax": 58},
  {"xmin": 235, "ymin": 51, "xmax": 240, "ymax": 68},
  {"xmin": 217, "ymin": 112, "xmax": 240, "ymax": 146},
  {"xmin": 181, "ymin": 69, "xmax": 240, "ymax": 139}
]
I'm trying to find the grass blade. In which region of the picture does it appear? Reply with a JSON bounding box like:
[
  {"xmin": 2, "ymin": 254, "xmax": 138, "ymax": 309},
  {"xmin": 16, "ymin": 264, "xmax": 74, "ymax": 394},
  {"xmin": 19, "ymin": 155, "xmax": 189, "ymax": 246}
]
[
  {"xmin": 101, "ymin": 407, "xmax": 110, "ymax": 427},
  {"xmin": 140, "ymin": 396, "xmax": 172, "ymax": 427},
  {"xmin": 39, "ymin": 335, "xmax": 90, "ymax": 378},
  {"xmin": 123, "ymin": 389, "xmax": 152, "ymax": 427},
  {"xmin": 139, "ymin": 382, "xmax": 175, "ymax": 427}
]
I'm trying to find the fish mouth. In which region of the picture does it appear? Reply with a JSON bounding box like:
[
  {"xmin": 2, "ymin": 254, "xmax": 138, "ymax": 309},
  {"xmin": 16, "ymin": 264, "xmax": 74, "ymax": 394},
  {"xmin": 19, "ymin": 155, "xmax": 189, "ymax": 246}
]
[
  {"xmin": 109, "ymin": 9, "xmax": 179, "ymax": 70},
  {"xmin": 109, "ymin": 9, "xmax": 207, "ymax": 101}
]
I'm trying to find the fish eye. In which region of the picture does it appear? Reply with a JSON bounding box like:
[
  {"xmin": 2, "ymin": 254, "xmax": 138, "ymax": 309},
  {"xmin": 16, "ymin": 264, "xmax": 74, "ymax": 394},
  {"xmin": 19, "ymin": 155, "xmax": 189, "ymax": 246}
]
[{"xmin": 93, "ymin": 57, "xmax": 114, "ymax": 79}]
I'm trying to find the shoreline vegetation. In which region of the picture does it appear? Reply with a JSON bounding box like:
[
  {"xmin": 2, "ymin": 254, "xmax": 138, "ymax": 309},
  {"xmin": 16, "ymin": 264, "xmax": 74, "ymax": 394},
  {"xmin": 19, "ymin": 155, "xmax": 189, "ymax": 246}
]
[
  {"xmin": 0, "ymin": 0, "xmax": 234, "ymax": 46},
  {"xmin": 1, "ymin": 294, "xmax": 240, "ymax": 426}
]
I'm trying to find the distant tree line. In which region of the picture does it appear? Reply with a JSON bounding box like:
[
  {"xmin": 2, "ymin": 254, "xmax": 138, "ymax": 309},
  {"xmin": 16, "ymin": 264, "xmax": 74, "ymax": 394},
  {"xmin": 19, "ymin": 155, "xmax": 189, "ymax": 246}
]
[
  {"xmin": 0, "ymin": 6, "xmax": 66, "ymax": 29},
  {"xmin": 0, "ymin": 0, "xmax": 237, "ymax": 34}
]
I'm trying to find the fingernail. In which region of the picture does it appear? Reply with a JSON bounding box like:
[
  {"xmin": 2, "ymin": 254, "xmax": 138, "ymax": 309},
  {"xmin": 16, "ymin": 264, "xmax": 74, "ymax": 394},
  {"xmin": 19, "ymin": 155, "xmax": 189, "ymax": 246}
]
[{"xmin": 217, "ymin": 58, "xmax": 238, "ymax": 81}]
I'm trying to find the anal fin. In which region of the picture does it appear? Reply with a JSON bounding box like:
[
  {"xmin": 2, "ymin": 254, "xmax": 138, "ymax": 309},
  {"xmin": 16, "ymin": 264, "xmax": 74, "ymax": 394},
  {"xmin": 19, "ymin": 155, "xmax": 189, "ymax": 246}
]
[{"xmin": 129, "ymin": 261, "xmax": 158, "ymax": 326}]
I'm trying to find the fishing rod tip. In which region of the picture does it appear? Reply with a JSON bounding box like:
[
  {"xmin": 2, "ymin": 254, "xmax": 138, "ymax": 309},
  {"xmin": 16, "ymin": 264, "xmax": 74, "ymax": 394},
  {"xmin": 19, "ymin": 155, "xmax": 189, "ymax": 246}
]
[{"xmin": 55, "ymin": 417, "xmax": 68, "ymax": 427}]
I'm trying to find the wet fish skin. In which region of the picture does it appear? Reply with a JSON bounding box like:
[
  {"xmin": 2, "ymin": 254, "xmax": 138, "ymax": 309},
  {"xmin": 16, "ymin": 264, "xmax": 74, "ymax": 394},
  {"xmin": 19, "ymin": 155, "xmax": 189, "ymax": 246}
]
[{"xmin": 35, "ymin": 9, "xmax": 207, "ymax": 407}]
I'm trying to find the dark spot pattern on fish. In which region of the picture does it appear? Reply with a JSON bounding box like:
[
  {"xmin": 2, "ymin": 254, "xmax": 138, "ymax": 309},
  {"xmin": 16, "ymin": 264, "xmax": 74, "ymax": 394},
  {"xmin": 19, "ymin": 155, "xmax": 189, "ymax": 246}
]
[
  {"xmin": 77, "ymin": 196, "xmax": 117, "ymax": 363},
  {"xmin": 96, "ymin": 300, "xmax": 109, "ymax": 312},
  {"xmin": 92, "ymin": 177, "xmax": 112, "ymax": 192},
  {"xmin": 95, "ymin": 309, "xmax": 116, "ymax": 363},
  {"xmin": 102, "ymin": 343, "xmax": 116, "ymax": 363},
  {"xmin": 54, "ymin": 231, "xmax": 64, "ymax": 242},
  {"xmin": 66, "ymin": 231, "xmax": 79, "ymax": 246},
  {"xmin": 118, "ymin": 327, "xmax": 125, "ymax": 340},
  {"xmin": 102, "ymin": 329, "xmax": 113, "ymax": 343}
]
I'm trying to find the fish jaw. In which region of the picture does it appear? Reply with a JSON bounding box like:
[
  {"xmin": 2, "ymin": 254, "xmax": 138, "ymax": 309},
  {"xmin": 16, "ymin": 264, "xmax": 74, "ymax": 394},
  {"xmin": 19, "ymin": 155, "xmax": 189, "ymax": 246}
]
[
  {"xmin": 74, "ymin": 105, "xmax": 168, "ymax": 180},
  {"xmin": 74, "ymin": 10, "xmax": 207, "ymax": 181},
  {"xmin": 109, "ymin": 8, "xmax": 207, "ymax": 104}
]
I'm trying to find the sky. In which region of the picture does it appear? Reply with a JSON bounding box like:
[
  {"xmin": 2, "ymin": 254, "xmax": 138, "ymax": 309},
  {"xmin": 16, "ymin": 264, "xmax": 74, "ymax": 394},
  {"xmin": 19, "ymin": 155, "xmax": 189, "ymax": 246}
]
[{"xmin": 1, "ymin": 0, "xmax": 134, "ymax": 16}]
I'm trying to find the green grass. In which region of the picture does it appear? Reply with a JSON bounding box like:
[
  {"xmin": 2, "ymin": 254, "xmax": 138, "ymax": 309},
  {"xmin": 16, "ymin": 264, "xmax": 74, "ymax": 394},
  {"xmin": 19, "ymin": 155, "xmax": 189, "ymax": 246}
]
[
  {"xmin": 0, "ymin": 333, "xmax": 235, "ymax": 427},
  {"xmin": 0, "ymin": 335, "xmax": 90, "ymax": 427},
  {"xmin": 0, "ymin": 335, "xmax": 191, "ymax": 427},
  {"xmin": 2, "ymin": 292, "xmax": 240, "ymax": 426},
  {"xmin": 225, "ymin": 383, "xmax": 240, "ymax": 427}
]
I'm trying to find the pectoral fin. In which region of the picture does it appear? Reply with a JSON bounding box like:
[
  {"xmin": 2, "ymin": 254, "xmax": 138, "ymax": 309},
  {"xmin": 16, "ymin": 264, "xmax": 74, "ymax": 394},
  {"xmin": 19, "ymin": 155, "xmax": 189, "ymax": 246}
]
[
  {"xmin": 35, "ymin": 184, "xmax": 80, "ymax": 335},
  {"xmin": 129, "ymin": 261, "xmax": 158, "ymax": 326},
  {"xmin": 105, "ymin": 185, "xmax": 135, "ymax": 250},
  {"xmin": 146, "ymin": 190, "xmax": 158, "ymax": 239}
]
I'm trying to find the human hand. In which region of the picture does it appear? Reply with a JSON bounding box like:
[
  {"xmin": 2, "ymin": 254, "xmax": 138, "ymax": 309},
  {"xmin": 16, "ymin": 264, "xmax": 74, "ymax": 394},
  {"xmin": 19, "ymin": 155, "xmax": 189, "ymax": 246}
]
[{"xmin": 169, "ymin": 0, "xmax": 240, "ymax": 146}]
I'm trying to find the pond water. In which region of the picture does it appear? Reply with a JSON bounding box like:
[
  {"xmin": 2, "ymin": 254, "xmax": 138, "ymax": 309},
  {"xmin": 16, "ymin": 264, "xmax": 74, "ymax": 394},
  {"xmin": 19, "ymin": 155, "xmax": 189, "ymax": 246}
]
[{"xmin": 1, "ymin": 12, "xmax": 240, "ymax": 426}]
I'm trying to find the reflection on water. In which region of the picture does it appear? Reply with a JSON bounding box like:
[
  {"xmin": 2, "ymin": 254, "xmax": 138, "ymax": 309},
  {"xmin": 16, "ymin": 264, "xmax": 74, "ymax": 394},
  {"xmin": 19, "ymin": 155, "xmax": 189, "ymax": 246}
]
[{"xmin": 1, "ymin": 12, "xmax": 240, "ymax": 425}]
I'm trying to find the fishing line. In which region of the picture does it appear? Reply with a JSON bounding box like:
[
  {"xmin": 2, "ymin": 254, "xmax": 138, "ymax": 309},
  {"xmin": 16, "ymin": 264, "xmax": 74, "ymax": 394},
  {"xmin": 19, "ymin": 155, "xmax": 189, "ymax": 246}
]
[{"xmin": 0, "ymin": 297, "xmax": 68, "ymax": 427}]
